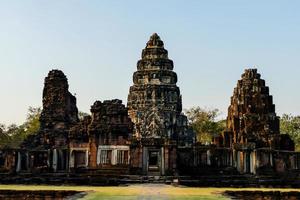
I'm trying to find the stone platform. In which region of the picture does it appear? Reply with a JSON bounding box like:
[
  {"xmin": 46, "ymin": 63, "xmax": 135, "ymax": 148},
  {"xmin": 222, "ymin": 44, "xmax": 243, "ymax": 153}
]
[{"xmin": 1, "ymin": 172, "xmax": 300, "ymax": 188}]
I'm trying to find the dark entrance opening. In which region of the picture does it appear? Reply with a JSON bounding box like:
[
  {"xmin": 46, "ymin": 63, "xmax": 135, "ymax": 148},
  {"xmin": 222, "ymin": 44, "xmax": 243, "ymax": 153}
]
[
  {"xmin": 0, "ymin": 152, "xmax": 5, "ymax": 167},
  {"xmin": 148, "ymin": 150, "xmax": 159, "ymax": 171},
  {"xmin": 20, "ymin": 152, "xmax": 28, "ymax": 171},
  {"xmin": 33, "ymin": 152, "xmax": 48, "ymax": 168},
  {"xmin": 57, "ymin": 150, "xmax": 67, "ymax": 171},
  {"xmin": 74, "ymin": 151, "xmax": 86, "ymax": 168}
]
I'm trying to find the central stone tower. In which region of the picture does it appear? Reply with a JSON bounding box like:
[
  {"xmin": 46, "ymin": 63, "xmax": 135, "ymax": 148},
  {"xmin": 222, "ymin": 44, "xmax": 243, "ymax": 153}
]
[{"xmin": 127, "ymin": 33, "xmax": 187, "ymax": 175}]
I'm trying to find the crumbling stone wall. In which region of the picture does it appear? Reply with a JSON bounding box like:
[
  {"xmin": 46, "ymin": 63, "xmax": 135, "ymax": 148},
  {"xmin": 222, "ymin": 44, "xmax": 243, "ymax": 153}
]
[
  {"xmin": 88, "ymin": 99, "xmax": 132, "ymax": 145},
  {"xmin": 69, "ymin": 116, "xmax": 91, "ymax": 145},
  {"xmin": 88, "ymin": 99, "xmax": 133, "ymax": 168}
]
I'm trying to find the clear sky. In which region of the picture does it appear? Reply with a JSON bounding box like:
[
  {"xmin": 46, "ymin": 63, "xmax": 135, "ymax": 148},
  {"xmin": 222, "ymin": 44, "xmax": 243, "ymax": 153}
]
[{"xmin": 0, "ymin": 0, "xmax": 300, "ymax": 125}]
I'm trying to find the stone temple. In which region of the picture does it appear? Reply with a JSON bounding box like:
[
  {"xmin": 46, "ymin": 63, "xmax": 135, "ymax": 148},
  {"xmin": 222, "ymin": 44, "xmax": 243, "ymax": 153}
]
[
  {"xmin": 0, "ymin": 34, "xmax": 299, "ymax": 185},
  {"xmin": 128, "ymin": 33, "xmax": 188, "ymax": 175}
]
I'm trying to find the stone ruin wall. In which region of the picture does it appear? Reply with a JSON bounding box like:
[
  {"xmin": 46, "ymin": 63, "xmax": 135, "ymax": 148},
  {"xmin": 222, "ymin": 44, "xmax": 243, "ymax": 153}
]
[{"xmin": 88, "ymin": 99, "xmax": 133, "ymax": 168}]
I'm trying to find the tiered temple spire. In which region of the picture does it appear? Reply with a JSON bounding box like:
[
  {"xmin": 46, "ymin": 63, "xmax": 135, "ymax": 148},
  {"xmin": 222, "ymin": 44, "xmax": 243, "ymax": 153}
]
[{"xmin": 127, "ymin": 33, "xmax": 186, "ymax": 139}]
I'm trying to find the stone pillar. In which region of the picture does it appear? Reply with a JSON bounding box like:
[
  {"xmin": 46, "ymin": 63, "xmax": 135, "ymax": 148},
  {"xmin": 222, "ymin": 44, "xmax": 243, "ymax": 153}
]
[
  {"xmin": 243, "ymin": 152, "xmax": 247, "ymax": 173},
  {"xmin": 256, "ymin": 150, "xmax": 260, "ymax": 169},
  {"xmin": 237, "ymin": 151, "xmax": 241, "ymax": 172},
  {"xmin": 229, "ymin": 150, "xmax": 233, "ymax": 166},
  {"xmin": 85, "ymin": 150, "xmax": 89, "ymax": 167},
  {"xmin": 69, "ymin": 150, "xmax": 74, "ymax": 169},
  {"xmin": 16, "ymin": 152, "xmax": 21, "ymax": 173},
  {"xmin": 47, "ymin": 149, "xmax": 51, "ymax": 168},
  {"xmin": 65, "ymin": 149, "xmax": 69, "ymax": 172},
  {"xmin": 138, "ymin": 147, "xmax": 143, "ymax": 169},
  {"xmin": 270, "ymin": 152, "xmax": 273, "ymax": 167},
  {"xmin": 172, "ymin": 148, "xmax": 177, "ymax": 170},
  {"xmin": 207, "ymin": 150, "xmax": 211, "ymax": 166},
  {"xmin": 26, "ymin": 152, "xmax": 29, "ymax": 171},
  {"xmin": 112, "ymin": 148, "xmax": 117, "ymax": 165},
  {"xmin": 164, "ymin": 147, "xmax": 169, "ymax": 171},
  {"xmin": 89, "ymin": 136, "xmax": 98, "ymax": 168},
  {"xmin": 142, "ymin": 147, "xmax": 148, "ymax": 174},
  {"xmin": 52, "ymin": 149, "xmax": 57, "ymax": 172},
  {"xmin": 96, "ymin": 147, "xmax": 100, "ymax": 165},
  {"xmin": 250, "ymin": 151, "xmax": 256, "ymax": 174},
  {"xmin": 233, "ymin": 149, "xmax": 237, "ymax": 168},
  {"xmin": 161, "ymin": 147, "xmax": 165, "ymax": 175}
]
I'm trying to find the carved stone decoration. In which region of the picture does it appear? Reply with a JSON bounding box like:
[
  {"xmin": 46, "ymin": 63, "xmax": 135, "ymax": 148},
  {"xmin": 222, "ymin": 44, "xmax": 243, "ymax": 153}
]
[
  {"xmin": 127, "ymin": 33, "xmax": 188, "ymax": 141},
  {"xmin": 139, "ymin": 108, "xmax": 165, "ymax": 138}
]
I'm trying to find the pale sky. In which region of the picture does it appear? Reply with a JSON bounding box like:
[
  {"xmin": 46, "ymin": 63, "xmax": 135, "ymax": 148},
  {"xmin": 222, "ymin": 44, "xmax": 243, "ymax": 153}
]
[{"xmin": 0, "ymin": 0, "xmax": 300, "ymax": 125}]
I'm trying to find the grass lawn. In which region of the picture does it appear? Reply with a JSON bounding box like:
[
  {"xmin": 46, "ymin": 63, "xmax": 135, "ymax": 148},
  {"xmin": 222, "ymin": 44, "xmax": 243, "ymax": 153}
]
[{"xmin": 0, "ymin": 184, "xmax": 299, "ymax": 200}]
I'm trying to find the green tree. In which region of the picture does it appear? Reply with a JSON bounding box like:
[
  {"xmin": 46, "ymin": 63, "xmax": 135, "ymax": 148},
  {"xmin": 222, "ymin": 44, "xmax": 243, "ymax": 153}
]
[
  {"xmin": 185, "ymin": 107, "xmax": 225, "ymax": 144},
  {"xmin": 5, "ymin": 124, "xmax": 19, "ymax": 137},
  {"xmin": 78, "ymin": 111, "xmax": 89, "ymax": 120},
  {"xmin": 23, "ymin": 107, "xmax": 41, "ymax": 136},
  {"xmin": 280, "ymin": 114, "xmax": 300, "ymax": 151},
  {"xmin": 0, "ymin": 124, "xmax": 9, "ymax": 147},
  {"xmin": 0, "ymin": 107, "xmax": 41, "ymax": 148}
]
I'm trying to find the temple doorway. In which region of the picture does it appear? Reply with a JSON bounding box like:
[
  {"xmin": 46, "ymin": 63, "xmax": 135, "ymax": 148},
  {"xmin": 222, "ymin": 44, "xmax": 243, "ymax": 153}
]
[
  {"xmin": 148, "ymin": 150, "xmax": 160, "ymax": 171},
  {"xmin": 143, "ymin": 147, "xmax": 164, "ymax": 175},
  {"xmin": 69, "ymin": 148, "xmax": 88, "ymax": 169},
  {"xmin": 30, "ymin": 151, "xmax": 49, "ymax": 172},
  {"xmin": 57, "ymin": 150, "xmax": 67, "ymax": 171},
  {"xmin": 20, "ymin": 152, "xmax": 28, "ymax": 171}
]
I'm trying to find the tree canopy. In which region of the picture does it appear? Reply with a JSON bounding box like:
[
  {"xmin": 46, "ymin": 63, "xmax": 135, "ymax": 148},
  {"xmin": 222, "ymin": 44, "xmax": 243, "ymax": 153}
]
[
  {"xmin": 78, "ymin": 111, "xmax": 89, "ymax": 120},
  {"xmin": 280, "ymin": 114, "xmax": 300, "ymax": 151},
  {"xmin": 185, "ymin": 107, "xmax": 225, "ymax": 144},
  {"xmin": 0, "ymin": 107, "xmax": 41, "ymax": 148}
]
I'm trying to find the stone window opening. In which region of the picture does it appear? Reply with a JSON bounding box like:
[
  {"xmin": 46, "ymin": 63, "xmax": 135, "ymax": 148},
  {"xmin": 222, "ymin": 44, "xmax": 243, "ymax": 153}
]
[
  {"xmin": 117, "ymin": 150, "xmax": 129, "ymax": 165},
  {"xmin": 99, "ymin": 150, "xmax": 112, "ymax": 164}
]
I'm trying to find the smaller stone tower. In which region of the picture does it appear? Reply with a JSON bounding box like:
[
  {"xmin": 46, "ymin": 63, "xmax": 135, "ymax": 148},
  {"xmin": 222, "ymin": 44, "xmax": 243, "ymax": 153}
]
[
  {"xmin": 224, "ymin": 68, "xmax": 295, "ymax": 151},
  {"xmin": 40, "ymin": 69, "xmax": 79, "ymax": 131}
]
